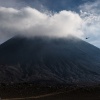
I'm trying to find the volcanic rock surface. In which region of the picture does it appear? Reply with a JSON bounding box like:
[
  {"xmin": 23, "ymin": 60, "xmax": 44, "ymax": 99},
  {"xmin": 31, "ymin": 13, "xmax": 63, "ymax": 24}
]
[{"xmin": 0, "ymin": 36, "xmax": 100, "ymax": 84}]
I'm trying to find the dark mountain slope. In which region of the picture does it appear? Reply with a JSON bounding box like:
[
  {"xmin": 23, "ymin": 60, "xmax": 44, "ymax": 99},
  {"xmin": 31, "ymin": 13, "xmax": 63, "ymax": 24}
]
[{"xmin": 0, "ymin": 36, "xmax": 100, "ymax": 84}]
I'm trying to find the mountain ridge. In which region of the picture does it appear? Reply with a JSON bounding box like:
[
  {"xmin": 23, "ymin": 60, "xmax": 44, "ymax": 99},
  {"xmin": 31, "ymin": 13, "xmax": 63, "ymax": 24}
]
[{"xmin": 0, "ymin": 36, "xmax": 100, "ymax": 84}]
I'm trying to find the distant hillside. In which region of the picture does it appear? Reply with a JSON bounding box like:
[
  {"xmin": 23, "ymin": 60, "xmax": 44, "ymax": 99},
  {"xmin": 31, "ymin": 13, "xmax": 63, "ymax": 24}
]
[{"xmin": 0, "ymin": 36, "xmax": 100, "ymax": 84}]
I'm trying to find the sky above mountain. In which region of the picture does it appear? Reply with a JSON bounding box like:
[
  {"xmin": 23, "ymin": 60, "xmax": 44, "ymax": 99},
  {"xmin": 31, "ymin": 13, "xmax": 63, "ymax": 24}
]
[{"xmin": 0, "ymin": 0, "xmax": 100, "ymax": 48}]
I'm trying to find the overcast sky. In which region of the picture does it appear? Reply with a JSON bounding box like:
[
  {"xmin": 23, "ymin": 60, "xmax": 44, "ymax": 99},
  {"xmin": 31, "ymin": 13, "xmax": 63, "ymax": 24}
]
[{"xmin": 0, "ymin": 0, "xmax": 100, "ymax": 48}]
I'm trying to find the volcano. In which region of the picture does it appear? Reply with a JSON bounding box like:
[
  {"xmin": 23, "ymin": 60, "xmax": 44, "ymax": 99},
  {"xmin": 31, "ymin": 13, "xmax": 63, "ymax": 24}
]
[{"xmin": 0, "ymin": 36, "xmax": 100, "ymax": 85}]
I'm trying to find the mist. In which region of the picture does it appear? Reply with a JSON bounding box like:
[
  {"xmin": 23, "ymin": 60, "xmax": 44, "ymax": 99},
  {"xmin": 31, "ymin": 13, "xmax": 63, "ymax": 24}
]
[
  {"xmin": 0, "ymin": 7, "xmax": 83, "ymax": 43},
  {"xmin": 0, "ymin": 0, "xmax": 100, "ymax": 47}
]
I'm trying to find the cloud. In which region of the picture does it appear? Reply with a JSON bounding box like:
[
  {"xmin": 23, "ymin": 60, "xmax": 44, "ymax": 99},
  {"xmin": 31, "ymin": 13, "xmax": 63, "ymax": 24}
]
[
  {"xmin": 0, "ymin": 6, "xmax": 83, "ymax": 43},
  {"xmin": 79, "ymin": 0, "xmax": 100, "ymax": 47},
  {"xmin": 0, "ymin": 0, "xmax": 100, "ymax": 48},
  {"xmin": 0, "ymin": 0, "xmax": 25, "ymax": 8}
]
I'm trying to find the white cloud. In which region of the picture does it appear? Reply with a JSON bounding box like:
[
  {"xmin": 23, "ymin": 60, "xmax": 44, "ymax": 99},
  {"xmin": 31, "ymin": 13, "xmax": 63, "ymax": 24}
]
[
  {"xmin": 0, "ymin": 6, "xmax": 84, "ymax": 43},
  {"xmin": 0, "ymin": 0, "xmax": 100, "ymax": 48},
  {"xmin": 79, "ymin": 0, "xmax": 100, "ymax": 47}
]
